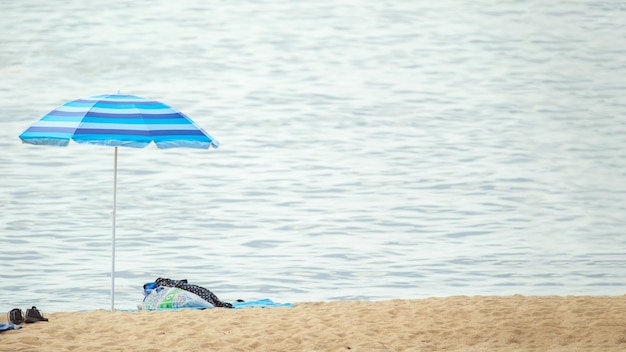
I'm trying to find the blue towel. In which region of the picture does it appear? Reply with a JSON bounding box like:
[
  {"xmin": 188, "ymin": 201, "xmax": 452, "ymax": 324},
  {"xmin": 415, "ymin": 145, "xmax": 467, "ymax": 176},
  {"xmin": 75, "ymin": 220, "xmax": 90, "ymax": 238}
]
[
  {"xmin": 0, "ymin": 322, "xmax": 22, "ymax": 332},
  {"xmin": 133, "ymin": 298, "xmax": 294, "ymax": 311},
  {"xmin": 232, "ymin": 298, "xmax": 294, "ymax": 309}
]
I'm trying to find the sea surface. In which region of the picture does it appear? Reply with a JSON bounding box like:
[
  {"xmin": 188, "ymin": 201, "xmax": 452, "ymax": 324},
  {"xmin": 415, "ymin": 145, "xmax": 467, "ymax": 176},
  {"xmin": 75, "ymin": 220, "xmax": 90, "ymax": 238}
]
[{"xmin": 1, "ymin": 0, "xmax": 625, "ymax": 312}]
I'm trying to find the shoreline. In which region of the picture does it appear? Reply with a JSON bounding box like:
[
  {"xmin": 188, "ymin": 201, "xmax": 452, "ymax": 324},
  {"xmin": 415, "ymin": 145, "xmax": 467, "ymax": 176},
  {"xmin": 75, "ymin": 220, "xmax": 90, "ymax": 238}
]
[{"xmin": 2, "ymin": 295, "xmax": 625, "ymax": 351}]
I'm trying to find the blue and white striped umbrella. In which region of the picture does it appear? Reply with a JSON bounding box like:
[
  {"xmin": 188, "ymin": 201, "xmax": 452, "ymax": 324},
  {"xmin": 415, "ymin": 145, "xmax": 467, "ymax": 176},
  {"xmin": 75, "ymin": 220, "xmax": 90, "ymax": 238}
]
[
  {"xmin": 19, "ymin": 94, "xmax": 219, "ymax": 311},
  {"xmin": 19, "ymin": 94, "xmax": 219, "ymax": 149}
]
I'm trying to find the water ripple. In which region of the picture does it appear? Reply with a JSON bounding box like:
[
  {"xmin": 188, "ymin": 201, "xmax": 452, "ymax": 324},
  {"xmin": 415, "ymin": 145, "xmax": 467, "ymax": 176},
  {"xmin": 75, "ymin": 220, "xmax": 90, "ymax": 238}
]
[{"xmin": 1, "ymin": 0, "xmax": 625, "ymax": 312}]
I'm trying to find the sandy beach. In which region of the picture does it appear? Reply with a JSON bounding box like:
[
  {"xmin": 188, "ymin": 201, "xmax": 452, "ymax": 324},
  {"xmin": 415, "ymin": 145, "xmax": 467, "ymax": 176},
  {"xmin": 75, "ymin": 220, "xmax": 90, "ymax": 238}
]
[{"xmin": 2, "ymin": 295, "xmax": 625, "ymax": 351}]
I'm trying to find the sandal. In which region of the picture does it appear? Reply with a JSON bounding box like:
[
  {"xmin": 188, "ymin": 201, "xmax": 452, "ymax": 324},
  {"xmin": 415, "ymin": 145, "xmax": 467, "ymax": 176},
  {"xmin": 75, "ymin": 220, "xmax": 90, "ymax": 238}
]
[
  {"xmin": 8, "ymin": 308, "xmax": 24, "ymax": 325},
  {"xmin": 25, "ymin": 306, "xmax": 48, "ymax": 323}
]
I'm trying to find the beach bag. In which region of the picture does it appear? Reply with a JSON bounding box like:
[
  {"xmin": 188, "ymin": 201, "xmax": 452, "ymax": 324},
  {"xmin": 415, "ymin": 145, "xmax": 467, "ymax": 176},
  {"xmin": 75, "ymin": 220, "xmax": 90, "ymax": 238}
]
[{"xmin": 142, "ymin": 286, "xmax": 215, "ymax": 310}]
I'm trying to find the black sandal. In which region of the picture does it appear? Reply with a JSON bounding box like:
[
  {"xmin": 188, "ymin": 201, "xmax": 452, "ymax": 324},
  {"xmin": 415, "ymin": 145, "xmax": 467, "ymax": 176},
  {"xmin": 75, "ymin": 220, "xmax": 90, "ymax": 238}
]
[
  {"xmin": 8, "ymin": 308, "xmax": 24, "ymax": 325},
  {"xmin": 24, "ymin": 306, "xmax": 48, "ymax": 323}
]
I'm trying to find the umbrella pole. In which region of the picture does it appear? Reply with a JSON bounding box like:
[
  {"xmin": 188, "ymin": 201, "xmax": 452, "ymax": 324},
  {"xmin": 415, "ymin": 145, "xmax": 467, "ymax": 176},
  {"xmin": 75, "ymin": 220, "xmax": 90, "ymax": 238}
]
[{"xmin": 111, "ymin": 147, "xmax": 118, "ymax": 311}]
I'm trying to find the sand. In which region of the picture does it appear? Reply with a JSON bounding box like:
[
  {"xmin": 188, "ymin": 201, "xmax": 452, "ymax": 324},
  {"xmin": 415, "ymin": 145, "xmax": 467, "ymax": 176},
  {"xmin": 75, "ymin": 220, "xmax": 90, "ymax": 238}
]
[{"xmin": 2, "ymin": 295, "xmax": 625, "ymax": 351}]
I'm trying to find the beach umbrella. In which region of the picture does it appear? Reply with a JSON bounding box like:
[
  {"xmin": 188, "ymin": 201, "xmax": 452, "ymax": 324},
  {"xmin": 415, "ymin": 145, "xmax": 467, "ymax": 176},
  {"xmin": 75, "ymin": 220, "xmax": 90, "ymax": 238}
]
[{"xmin": 19, "ymin": 94, "xmax": 219, "ymax": 311}]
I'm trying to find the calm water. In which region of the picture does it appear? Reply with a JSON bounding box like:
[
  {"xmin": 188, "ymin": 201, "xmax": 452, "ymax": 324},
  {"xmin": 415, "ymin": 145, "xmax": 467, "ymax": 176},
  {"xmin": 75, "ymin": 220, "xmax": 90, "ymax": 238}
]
[{"xmin": 1, "ymin": 0, "xmax": 625, "ymax": 312}]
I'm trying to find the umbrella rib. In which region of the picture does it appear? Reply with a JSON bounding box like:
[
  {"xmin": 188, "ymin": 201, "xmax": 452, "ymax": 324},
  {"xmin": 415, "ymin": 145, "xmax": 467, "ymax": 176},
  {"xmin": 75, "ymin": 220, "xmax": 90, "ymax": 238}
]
[{"xmin": 71, "ymin": 99, "xmax": 105, "ymax": 144}]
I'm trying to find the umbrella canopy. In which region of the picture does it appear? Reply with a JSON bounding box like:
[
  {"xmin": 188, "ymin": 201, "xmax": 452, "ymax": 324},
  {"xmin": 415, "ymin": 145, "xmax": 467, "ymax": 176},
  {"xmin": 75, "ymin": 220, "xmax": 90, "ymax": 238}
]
[
  {"xmin": 19, "ymin": 94, "xmax": 219, "ymax": 310},
  {"xmin": 19, "ymin": 94, "xmax": 218, "ymax": 149}
]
